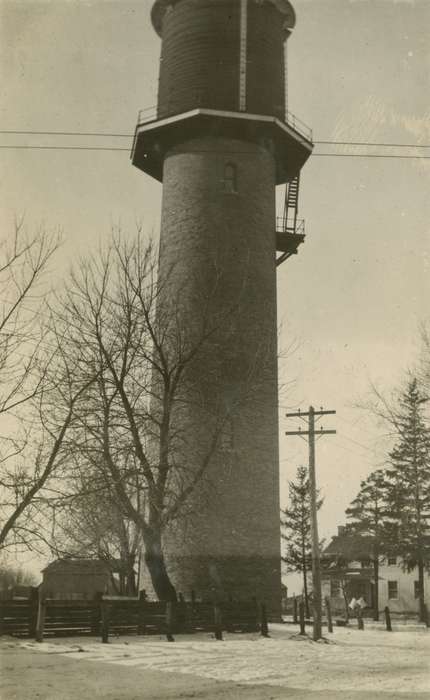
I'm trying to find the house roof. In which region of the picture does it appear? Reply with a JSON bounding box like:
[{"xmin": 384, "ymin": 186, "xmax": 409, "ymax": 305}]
[
  {"xmin": 42, "ymin": 559, "xmax": 112, "ymax": 575},
  {"xmin": 323, "ymin": 534, "xmax": 375, "ymax": 561},
  {"xmin": 323, "ymin": 531, "xmax": 430, "ymax": 562}
]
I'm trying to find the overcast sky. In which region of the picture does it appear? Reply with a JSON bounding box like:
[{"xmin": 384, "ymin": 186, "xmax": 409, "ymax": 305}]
[{"xmin": 1, "ymin": 0, "xmax": 429, "ymax": 583}]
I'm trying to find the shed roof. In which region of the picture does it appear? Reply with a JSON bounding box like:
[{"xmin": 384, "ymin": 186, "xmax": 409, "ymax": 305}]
[{"xmin": 42, "ymin": 559, "xmax": 113, "ymax": 575}]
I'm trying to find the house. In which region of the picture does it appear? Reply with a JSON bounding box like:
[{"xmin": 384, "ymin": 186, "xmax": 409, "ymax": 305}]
[
  {"xmin": 41, "ymin": 559, "xmax": 126, "ymax": 599},
  {"xmin": 321, "ymin": 527, "xmax": 430, "ymax": 616}
]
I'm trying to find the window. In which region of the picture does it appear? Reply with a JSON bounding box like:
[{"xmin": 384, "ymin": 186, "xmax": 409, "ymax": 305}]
[
  {"xmin": 330, "ymin": 579, "xmax": 341, "ymax": 597},
  {"xmin": 414, "ymin": 581, "xmax": 421, "ymax": 599},
  {"xmin": 387, "ymin": 556, "xmax": 397, "ymax": 566},
  {"xmin": 388, "ymin": 580, "xmax": 398, "ymax": 599},
  {"xmin": 223, "ymin": 163, "xmax": 237, "ymax": 193}
]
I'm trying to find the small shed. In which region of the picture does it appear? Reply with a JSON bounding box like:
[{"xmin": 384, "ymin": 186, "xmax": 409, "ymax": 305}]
[{"xmin": 41, "ymin": 559, "xmax": 115, "ymax": 599}]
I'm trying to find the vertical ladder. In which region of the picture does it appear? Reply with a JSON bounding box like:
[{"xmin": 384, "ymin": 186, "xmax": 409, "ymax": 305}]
[
  {"xmin": 276, "ymin": 173, "xmax": 305, "ymax": 267},
  {"xmin": 282, "ymin": 174, "xmax": 300, "ymax": 234}
]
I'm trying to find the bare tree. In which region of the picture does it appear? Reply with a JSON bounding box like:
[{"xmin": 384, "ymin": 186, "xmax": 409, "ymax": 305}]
[
  {"xmin": 49, "ymin": 462, "xmax": 142, "ymax": 595},
  {"xmin": 0, "ymin": 331, "xmax": 98, "ymax": 552},
  {"xmin": 0, "ymin": 220, "xmax": 98, "ymax": 552},
  {"xmin": 0, "ymin": 561, "xmax": 38, "ymax": 591},
  {"xmin": 54, "ymin": 234, "xmax": 257, "ymax": 600},
  {"xmin": 0, "ymin": 218, "xmax": 59, "ymax": 415}
]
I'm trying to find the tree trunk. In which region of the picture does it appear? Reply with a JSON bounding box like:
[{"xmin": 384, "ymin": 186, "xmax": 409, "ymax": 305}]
[
  {"xmin": 144, "ymin": 532, "xmax": 177, "ymax": 602},
  {"xmin": 125, "ymin": 560, "xmax": 137, "ymax": 596},
  {"xmin": 373, "ymin": 558, "xmax": 379, "ymax": 621},
  {"xmin": 418, "ymin": 558, "xmax": 425, "ymax": 622},
  {"xmin": 126, "ymin": 568, "xmax": 137, "ymax": 596},
  {"xmin": 303, "ymin": 563, "xmax": 310, "ymax": 619},
  {"xmin": 342, "ymin": 583, "xmax": 349, "ymax": 622}
]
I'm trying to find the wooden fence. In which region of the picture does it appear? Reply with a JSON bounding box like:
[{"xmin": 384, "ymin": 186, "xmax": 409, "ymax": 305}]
[
  {"xmin": 0, "ymin": 591, "xmax": 38, "ymax": 637},
  {"xmin": 0, "ymin": 591, "xmax": 264, "ymax": 642}
]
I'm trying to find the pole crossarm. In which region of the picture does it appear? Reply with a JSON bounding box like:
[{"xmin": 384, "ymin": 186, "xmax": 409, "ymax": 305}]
[
  {"xmin": 285, "ymin": 409, "xmax": 336, "ymax": 418},
  {"xmin": 285, "ymin": 429, "xmax": 336, "ymax": 436}
]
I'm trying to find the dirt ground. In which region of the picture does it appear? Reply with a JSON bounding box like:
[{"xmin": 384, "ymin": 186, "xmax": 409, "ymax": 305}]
[{"xmin": 1, "ymin": 626, "xmax": 429, "ymax": 700}]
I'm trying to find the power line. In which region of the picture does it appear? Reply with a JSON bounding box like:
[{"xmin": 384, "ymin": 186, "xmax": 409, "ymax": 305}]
[
  {"xmin": 0, "ymin": 129, "xmax": 429, "ymax": 150},
  {"xmin": 1, "ymin": 144, "xmax": 429, "ymax": 159},
  {"xmin": 316, "ymin": 140, "xmax": 430, "ymax": 148},
  {"xmin": 0, "ymin": 130, "xmax": 132, "ymax": 137},
  {"xmin": 0, "ymin": 145, "xmax": 130, "ymax": 152},
  {"xmin": 313, "ymin": 153, "xmax": 430, "ymax": 160}
]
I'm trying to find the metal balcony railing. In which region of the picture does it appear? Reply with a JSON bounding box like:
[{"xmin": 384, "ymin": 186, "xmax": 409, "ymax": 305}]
[
  {"xmin": 136, "ymin": 105, "xmax": 312, "ymax": 142},
  {"xmin": 276, "ymin": 217, "xmax": 305, "ymax": 236},
  {"xmin": 284, "ymin": 111, "xmax": 312, "ymax": 142}
]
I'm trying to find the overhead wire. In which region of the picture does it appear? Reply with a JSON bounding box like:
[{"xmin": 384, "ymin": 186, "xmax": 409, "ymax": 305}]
[
  {"xmin": 0, "ymin": 129, "xmax": 429, "ymax": 149},
  {"xmin": 0, "ymin": 144, "xmax": 429, "ymax": 159}
]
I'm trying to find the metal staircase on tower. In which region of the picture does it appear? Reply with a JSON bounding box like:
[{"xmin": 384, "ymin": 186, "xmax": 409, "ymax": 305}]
[{"xmin": 276, "ymin": 174, "xmax": 305, "ymax": 267}]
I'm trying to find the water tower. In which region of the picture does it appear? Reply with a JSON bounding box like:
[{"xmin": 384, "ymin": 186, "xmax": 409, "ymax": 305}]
[{"xmin": 132, "ymin": 0, "xmax": 312, "ymax": 615}]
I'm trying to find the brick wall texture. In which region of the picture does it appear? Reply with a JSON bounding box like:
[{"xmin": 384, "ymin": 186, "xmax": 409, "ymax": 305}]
[{"xmin": 155, "ymin": 136, "xmax": 282, "ymax": 616}]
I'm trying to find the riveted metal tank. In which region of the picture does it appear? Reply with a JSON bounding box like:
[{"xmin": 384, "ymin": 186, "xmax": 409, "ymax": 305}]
[{"xmin": 152, "ymin": 0, "xmax": 295, "ymax": 121}]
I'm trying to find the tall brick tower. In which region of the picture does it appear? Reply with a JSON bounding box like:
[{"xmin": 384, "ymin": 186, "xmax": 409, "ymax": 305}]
[{"xmin": 132, "ymin": 0, "xmax": 312, "ymax": 615}]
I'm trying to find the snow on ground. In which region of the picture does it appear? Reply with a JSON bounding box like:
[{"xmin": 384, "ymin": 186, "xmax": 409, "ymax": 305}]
[{"xmin": 20, "ymin": 625, "xmax": 430, "ymax": 695}]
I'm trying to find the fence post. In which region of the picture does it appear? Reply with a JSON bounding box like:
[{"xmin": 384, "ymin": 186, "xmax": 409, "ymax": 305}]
[
  {"xmin": 101, "ymin": 600, "xmax": 109, "ymax": 643},
  {"xmin": 177, "ymin": 593, "xmax": 187, "ymax": 632},
  {"xmin": 35, "ymin": 593, "xmax": 46, "ymax": 643},
  {"xmin": 357, "ymin": 606, "xmax": 364, "ymax": 630},
  {"xmin": 166, "ymin": 600, "xmax": 175, "ymax": 642},
  {"xmin": 252, "ymin": 597, "xmax": 259, "ymax": 634},
  {"xmin": 299, "ymin": 601, "xmax": 306, "ymax": 635},
  {"xmin": 423, "ymin": 604, "xmax": 429, "ymax": 628},
  {"xmin": 214, "ymin": 603, "xmax": 223, "ymax": 641},
  {"xmin": 384, "ymin": 606, "xmax": 392, "ymax": 632},
  {"xmin": 28, "ymin": 587, "xmax": 39, "ymax": 638},
  {"xmin": 138, "ymin": 590, "xmax": 146, "ymax": 635},
  {"xmin": 0, "ymin": 598, "xmax": 4, "ymax": 636},
  {"xmin": 293, "ymin": 594, "xmax": 298, "ymax": 624},
  {"xmin": 325, "ymin": 596, "xmax": 333, "ymax": 634},
  {"xmin": 260, "ymin": 603, "xmax": 269, "ymax": 638},
  {"xmin": 92, "ymin": 592, "xmax": 103, "ymax": 636}
]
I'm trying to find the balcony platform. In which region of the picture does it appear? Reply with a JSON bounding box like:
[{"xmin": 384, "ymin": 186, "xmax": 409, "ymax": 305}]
[{"xmin": 131, "ymin": 107, "xmax": 313, "ymax": 185}]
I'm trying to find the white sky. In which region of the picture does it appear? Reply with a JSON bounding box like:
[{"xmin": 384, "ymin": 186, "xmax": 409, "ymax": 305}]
[{"xmin": 1, "ymin": 0, "xmax": 429, "ymax": 582}]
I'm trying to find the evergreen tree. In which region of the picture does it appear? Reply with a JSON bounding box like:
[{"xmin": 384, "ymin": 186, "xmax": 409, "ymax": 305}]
[
  {"xmin": 281, "ymin": 465, "xmax": 323, "ymax": 618},
  {"xmin": 345, "ymin": 469, "xmax": 394, "ymax": 620},
  {"xmin": 387, "ymin": 377, "xmax": 430, "ymax": 621}
]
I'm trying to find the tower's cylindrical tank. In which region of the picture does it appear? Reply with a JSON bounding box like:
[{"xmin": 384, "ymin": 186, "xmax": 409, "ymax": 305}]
[{"xmin": 153, "ymin": 0, "xmax": 292, "ymax": 121}]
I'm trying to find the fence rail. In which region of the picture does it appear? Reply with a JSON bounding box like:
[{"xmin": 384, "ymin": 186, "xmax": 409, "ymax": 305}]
[{"xmin": 0, "ymin": 591, "xmax": 263, "ymax": 642}]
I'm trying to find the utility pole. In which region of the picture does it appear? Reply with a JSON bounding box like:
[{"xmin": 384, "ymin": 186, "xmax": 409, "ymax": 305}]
[{"xmin": 285, "ymin": 406, "xmax": 336, "ymax": 641}]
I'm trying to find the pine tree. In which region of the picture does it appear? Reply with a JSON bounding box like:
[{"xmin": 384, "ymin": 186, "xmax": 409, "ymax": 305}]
[
  {"xmin": 387, "ymin": 377, "xmax": 430, "ymax": 622},
  {"xmin": 281, "ymin": 465, "xmax": 323, "ymax": 619},
  {"xmin": 345, "ymin": 469, "xmax": 394, "ymax": 620}
]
